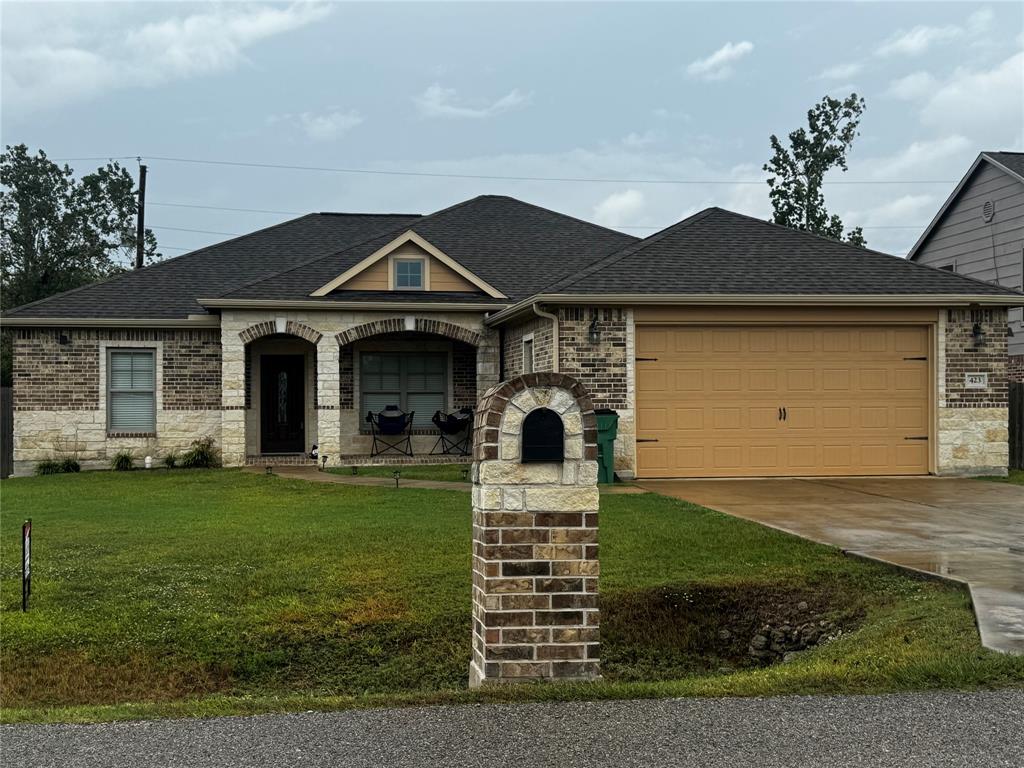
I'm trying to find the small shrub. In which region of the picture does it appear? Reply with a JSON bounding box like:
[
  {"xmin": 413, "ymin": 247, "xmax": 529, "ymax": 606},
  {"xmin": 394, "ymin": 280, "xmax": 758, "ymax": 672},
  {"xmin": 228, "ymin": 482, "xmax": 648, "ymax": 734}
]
[
  {"xmin": 163, "ymin": 452, "xmax": 179, "ymax": 469},
  {"xmin": 180, "ymin": 436, "xmax": 220, "ymax": 469},
  {"xmin": 59, "ymin": 458, "xmax": 81, "ymax": 473},
  {"xmin": 35, "ymin": 460, "xmax": 64, "ymax": 476},
  {"xmin": 111, "ymin": 450, "xmax": 134, "ymax": 471}
]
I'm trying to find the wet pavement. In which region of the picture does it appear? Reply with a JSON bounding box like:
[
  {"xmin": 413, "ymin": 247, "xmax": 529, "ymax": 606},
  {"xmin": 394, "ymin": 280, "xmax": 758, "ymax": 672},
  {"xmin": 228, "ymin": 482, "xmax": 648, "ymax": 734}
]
[{"xmin": 637, "ymin": 477, "xmax": 1024, "ymax": 654}]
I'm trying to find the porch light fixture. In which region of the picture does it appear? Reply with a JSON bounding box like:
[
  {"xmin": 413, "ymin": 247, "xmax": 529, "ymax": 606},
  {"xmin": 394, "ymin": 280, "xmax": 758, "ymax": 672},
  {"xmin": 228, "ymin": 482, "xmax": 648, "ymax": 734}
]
[{"xmin": 588, "ymin": 313, "xmax": 601, "ymax": 345}]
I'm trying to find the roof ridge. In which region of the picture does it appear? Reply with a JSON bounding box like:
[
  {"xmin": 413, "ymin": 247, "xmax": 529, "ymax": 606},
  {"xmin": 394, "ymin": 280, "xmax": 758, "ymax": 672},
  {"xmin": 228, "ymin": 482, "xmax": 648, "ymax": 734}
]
[
  {"xmin": 214, "ymin": 196, "xmax": 491, "ymax": 299},
  {"xmin": 486, "ymin": 195, "xmax": 643, "ymax": 241},
  {"xmin": 317, "ymin": 212, "xmax": 423, "ymax": 218},
  {"xmin": 539, "ymin": 208, "xmax": 718, "ymax": 293},
  {"xmin": 3, "ymin": 212, "xmax": 322, "ymax": 316}
]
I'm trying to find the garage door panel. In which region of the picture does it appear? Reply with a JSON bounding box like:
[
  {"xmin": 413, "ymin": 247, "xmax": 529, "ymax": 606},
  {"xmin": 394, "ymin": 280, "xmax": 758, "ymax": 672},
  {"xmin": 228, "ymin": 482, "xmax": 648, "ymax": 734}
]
[{"xmin": 635, "ymin": 325, "xmax": 930, "ymax": 478}]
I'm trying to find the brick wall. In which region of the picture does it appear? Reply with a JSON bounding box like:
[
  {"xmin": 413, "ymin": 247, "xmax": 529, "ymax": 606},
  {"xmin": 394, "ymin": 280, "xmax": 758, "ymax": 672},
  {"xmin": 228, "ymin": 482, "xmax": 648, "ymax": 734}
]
[
  {"xmin": 1009, "ymin": 354, "xmax": 1024, "ymax": 384},
  {"xmin": 557, "ymin": 308, "xmax": 629, "ymax": 410},
  {"xmin": 452, "ymin": 341, "xmax": 477, "ymax": 409},
  {"xmin": 943, "ymin": 308, "xmax": 1008, "ymax": 408},
  {"xmin": 13, "ymin": 328, "xmax": 222, "ymax": 411},
  {"xmin": 339, "ymin": 345, "xmax": 354, "ymax": 409},
  {"xmin": 502, "ymin": 316, "xmax": 555, "ymax": 376}
]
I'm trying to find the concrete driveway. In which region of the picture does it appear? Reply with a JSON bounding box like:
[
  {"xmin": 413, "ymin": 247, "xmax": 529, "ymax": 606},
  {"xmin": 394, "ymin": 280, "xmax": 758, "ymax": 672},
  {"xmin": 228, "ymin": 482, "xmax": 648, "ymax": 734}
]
[{"xmin": 636, "ymin": 477, "xmax": 1024, "ymax": 654}]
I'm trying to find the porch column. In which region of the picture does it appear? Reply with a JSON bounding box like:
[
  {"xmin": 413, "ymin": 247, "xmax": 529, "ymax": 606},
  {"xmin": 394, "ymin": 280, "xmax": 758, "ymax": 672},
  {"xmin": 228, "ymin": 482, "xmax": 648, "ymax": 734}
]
[
  {"xmin": 316, "ymin": 335, "xmax": 342, "ymax": 465},
  {"xmin": 221, "ymin": 326, "xmax": 247, "ymax": 467},
  {"xmin": 476, "ymin": 328, "xmax": 501, "ymax": 399}
]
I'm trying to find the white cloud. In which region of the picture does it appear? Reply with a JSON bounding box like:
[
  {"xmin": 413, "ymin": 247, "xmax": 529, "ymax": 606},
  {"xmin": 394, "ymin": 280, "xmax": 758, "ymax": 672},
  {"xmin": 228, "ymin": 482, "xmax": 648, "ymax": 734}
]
[
  {"xmin": 3, "ymin": 3, "xmax": 330, "ymax": 112},
  {"xmin": 414, "ymin": 83, "xmax": 531, "ymax": 119},
  {"xmin": 920, "ymin": 51, "xmax": 1024, "ymax": 143},
  {"xmin": 884, "ymin": 71, "xmax": 937, "ymax": 101},
  {"xmin": 876, "ymin": 8, "xmax": 993, "ymax": 57},
  {"xmin": 269, "ymin": 109, "xmax": 364, "ymax": 141},
  {"xmin": 816, "ymin": 62, "xmax": 863, "ymax": 80},
  {"xmin": 863, "ymin": 136, "xmax": 972, "ymax": 179},
  {"xmin": 593, "ymin": 190, "xmax": 646, "ymax": 228},
  {"xmin": 686, "ymin": 41, "xmax": 754, "ymax": 81},
  {"xmin": 622, "ymin": 131, "xmax": 658, "ymax": 148}
]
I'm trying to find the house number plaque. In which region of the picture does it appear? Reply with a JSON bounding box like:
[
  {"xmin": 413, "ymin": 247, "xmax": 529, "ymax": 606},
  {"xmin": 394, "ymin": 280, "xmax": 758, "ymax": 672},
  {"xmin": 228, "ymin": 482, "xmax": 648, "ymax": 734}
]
[{"xmin": 964, "ymin": 372, "xmax": 988, "ymax": 389}]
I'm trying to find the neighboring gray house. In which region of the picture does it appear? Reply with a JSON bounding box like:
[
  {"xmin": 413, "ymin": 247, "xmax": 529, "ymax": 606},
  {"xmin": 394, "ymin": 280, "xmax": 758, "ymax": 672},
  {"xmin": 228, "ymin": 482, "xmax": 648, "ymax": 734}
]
[{"xmin": 908, "ymin": 151, "xmax": 1024, "ymax": 381}]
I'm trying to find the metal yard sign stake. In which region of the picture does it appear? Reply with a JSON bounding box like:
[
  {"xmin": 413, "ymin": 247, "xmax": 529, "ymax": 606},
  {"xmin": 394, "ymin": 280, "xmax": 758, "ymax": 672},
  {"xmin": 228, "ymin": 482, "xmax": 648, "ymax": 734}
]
[{"xmin": 22, "ymin": 519, "xmax": 31, "ymax": 612}]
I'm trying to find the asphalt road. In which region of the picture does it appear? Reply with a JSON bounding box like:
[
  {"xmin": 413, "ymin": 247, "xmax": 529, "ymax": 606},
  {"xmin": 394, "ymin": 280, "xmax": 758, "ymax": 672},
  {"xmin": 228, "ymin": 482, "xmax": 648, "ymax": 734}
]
[{"xmin": 3, "ymin": 690, "xmax": 1022, "ymax": 768}]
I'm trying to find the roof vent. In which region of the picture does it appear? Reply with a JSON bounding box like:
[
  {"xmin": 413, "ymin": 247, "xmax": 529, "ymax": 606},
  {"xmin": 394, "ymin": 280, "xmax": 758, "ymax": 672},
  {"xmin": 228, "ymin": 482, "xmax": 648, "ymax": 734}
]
[{"xmin": 982, "ymin": 200, "xmax": 995, "ymax": 222}]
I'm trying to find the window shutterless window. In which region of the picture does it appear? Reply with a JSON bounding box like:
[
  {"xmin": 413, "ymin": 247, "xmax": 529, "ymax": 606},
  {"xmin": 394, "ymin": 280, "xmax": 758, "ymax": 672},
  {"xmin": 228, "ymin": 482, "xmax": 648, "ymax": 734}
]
[
  {"xmin": 361, "ymin": 352, "xmax": 445, "ymax": 429},
  {"xmin": 523, "ymin": 337, "xmax": 535, "ymax": 374},
  {"xmin": 394, "ymin": 258, "xmax": 424, "ymax": 289},
  {"xmin": 108, "ymin": 349, "xmax": 156, "ymax": 433}
]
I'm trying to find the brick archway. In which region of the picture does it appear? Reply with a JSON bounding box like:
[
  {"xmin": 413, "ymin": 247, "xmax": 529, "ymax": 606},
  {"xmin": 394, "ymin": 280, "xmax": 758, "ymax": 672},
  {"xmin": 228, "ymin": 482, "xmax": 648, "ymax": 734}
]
[
  {"xmin": 335, "ymin": 317, "xmax": 484, "ymax": 348},
  {"xmin": 472, "ymin": 372, "xmax": 598, "ymax": 461},
  {"xmin": 239, "ymin": 320, "xmax": 322, "ymax": 345}
]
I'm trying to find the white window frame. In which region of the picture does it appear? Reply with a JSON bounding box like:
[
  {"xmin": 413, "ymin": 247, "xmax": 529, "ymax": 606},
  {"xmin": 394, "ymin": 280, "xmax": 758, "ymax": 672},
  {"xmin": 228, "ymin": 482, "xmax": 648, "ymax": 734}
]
[
  {"xmin": 105, "ymin": 347, "xmax": 158, "ymax": 435},
  {"xmin": 390, "ymin": 255, "xmax": 428, "ymax": 291},
  {"xmin": 522, "ymin": 333, "xmax": 535, "ymax": 374}
]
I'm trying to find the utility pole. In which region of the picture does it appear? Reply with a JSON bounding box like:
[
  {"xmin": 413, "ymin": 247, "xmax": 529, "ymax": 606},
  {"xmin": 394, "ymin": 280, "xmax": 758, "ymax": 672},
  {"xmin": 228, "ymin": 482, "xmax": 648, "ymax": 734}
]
[{"xmin": 135, "ymin": 161, "xmax": 147, "ymax": 270}]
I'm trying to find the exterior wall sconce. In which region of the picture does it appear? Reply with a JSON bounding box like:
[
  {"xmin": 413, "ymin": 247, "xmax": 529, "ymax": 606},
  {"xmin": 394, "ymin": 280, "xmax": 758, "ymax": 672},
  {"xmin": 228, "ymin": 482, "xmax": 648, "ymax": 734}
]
[
  {"xmin": 972, "ymin": 322, "xmax": 984, "ymax": 339},
  {"xmin": 588, "ymin": 314, "xmax": 601, "ymax": 345}
]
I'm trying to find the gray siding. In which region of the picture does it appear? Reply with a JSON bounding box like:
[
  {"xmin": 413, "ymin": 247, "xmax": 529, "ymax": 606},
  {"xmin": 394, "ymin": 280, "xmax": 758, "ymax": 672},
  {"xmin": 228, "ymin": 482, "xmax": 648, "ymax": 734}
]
[{"xmin": 915, "ymin": 161, "xmax": 1024, "ymax": 355}]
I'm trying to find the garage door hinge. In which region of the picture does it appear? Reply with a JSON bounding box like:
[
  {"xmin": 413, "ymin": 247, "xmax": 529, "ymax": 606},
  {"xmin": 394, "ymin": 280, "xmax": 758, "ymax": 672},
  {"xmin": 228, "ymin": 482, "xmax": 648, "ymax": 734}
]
[
  {"xmin": 903, "ymin": 356, "xmax": 928, "ymax": 361},
  {"xmin": 636, "ymin": 438, "xmax": 660, "ymax": 443},
  {"xmin": 904, "ymin": 436, "xmax": 929, "ymax": 441},
  {"xmin": 635, "ymin": 357, "xmax": 659, "ymax": 362}
]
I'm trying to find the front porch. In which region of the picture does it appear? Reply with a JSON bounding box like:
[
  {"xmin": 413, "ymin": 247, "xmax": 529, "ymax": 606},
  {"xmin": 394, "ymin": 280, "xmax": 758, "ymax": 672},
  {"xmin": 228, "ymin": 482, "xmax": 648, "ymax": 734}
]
[{"xmin": 220, "ymin": 313, "xmax": 498, "ymax": 467}]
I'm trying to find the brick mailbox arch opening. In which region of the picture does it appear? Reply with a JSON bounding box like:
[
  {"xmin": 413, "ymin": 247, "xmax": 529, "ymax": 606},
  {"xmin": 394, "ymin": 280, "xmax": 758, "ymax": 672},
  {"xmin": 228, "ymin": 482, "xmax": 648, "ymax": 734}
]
[{"xmin": 470, "ymin": 372, "xmax": 600, "ymax": 687}]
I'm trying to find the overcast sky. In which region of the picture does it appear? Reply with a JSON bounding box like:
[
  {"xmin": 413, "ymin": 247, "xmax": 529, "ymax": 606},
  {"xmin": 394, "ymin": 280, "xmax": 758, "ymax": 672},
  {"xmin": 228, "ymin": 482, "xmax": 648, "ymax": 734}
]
[{"xmin": 2, "ymin": 1, "xmax": 1022, "ymax": 261}]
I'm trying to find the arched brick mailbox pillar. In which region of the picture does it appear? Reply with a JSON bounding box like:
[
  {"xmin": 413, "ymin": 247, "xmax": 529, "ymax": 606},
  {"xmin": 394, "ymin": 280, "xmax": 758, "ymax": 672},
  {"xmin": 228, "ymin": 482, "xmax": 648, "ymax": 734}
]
[{"xmin": 469, "ymin": 372, "xmax": 600, "ymax": 687}]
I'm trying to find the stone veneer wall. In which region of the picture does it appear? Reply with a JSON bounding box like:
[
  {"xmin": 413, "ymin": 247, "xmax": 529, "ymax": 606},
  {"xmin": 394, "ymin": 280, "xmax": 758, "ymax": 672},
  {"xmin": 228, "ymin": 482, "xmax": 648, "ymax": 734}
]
[
  {"xmin": 11, "ymin": 327, "xmax": 221, "ymax": 473},
  {"xmin": 469, "ymin": 372, "xmax": 600, "ymax": 686},
  {"xmin": 937, "ymin": 307, "xmax": 1010, "ymax": 475}
]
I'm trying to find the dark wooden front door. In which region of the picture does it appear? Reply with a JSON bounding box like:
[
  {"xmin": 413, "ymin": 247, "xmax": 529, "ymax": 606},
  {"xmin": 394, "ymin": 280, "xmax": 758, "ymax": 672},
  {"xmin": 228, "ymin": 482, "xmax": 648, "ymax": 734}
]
[{"xmin": 260, "ymin": 355, "xmax": 305, "ymax": 454}]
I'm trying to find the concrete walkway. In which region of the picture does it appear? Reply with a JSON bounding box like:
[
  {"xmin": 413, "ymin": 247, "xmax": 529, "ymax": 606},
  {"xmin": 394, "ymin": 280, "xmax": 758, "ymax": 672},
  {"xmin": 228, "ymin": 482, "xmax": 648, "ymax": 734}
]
[
  {"xmin": 638, "ymin": 477, "xmax": 1024, "ymax": 654},
  {"xmin": 4, "ymin": 690, "xmax": 1022, "ymax": 768},
  {"xmin": 243, "ymin": 464, "xmax": 468, "ymax": 490}
]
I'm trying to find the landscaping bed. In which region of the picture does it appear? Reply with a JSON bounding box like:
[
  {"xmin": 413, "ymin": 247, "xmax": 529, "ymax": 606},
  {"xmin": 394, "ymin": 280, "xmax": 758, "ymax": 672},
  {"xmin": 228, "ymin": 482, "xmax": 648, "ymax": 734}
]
[{"xmin": 1, "ymin": 470, "xmax": 1021, "ymax": 723}]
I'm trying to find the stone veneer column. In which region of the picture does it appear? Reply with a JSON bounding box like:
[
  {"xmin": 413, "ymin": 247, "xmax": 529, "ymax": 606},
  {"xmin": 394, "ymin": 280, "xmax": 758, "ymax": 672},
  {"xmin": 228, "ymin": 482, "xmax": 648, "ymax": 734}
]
[
  {"xmin": 316, "ymin": 336, "xmax": 342, "ymax": 464},
  {"xmin": 469, "ymin": 372, "xmax": 600, "ymax": 687},
  {"xmin": 475, "ymin": 328, "xmax": 501, "ymax": 399},
  {"xmin": 220, "ymin": 323, "xmax": 247, "ymax": 467}
]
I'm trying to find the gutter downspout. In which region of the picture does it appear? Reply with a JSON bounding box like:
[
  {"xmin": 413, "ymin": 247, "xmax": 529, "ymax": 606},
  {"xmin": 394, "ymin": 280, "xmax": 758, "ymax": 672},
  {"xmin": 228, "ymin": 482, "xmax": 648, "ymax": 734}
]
[{"xmin": 531, "ymin": 303, "xmax": 559, "ymax": 372}]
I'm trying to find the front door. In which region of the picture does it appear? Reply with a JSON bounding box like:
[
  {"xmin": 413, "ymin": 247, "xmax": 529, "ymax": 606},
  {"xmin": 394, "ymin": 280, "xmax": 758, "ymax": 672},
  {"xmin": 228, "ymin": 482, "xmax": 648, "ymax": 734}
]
[{"xmin": 260, "ymin": 354, "xmax": 305, "ymax": 454}]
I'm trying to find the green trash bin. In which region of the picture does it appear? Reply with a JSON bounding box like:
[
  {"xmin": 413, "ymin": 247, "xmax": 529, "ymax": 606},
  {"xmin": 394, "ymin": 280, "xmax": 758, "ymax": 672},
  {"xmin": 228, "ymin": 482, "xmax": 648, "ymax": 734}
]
[{"xmin": 594, "ymin": 409, "xmax": 619, "ymax": 484}]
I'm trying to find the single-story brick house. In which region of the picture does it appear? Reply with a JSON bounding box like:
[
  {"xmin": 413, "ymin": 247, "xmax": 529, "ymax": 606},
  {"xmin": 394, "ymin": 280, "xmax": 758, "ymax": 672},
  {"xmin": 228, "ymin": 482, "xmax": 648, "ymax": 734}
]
[{"xmin": 4, "ymin": 195, "xmax": 1022, "ymax": 478}]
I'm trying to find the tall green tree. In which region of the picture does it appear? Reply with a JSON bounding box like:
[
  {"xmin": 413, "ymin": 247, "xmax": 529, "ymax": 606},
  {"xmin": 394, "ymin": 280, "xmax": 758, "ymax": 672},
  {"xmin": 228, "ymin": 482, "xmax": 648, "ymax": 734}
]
[
  {"xmin": 763, "ymin": 94, "xmax": 867, "ymax": 247},
  {"xmin": 0, "ymin": 145, "xmax": 159, "ymax": 383}
]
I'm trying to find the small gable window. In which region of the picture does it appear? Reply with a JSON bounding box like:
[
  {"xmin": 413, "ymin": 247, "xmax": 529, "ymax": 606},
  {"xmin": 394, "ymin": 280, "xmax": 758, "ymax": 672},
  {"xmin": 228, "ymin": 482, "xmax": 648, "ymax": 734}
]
[{"xmin": 394, "ymin": 258, "xmax": 424, "ymax": 290}]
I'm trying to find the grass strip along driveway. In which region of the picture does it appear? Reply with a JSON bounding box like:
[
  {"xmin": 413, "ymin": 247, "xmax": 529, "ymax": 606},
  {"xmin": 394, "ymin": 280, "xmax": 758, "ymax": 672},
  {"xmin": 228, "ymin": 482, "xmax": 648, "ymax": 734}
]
[{"xmin": 1, "ymin": 470, "xmax": 1021, "ymax": 723}]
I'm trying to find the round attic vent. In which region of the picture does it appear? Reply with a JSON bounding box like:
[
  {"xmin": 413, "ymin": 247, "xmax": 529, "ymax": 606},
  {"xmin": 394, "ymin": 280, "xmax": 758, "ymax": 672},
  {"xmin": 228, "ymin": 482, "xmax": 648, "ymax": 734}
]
[{"xmin": 982, "ymin": 200, "xmax": 995, "ymax": 222}]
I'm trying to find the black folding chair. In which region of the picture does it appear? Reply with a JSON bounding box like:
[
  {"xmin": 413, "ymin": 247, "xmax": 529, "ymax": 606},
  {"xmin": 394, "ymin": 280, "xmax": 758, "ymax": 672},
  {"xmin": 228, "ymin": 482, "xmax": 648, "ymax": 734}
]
[
  {"xmin": 366, "ymin": 406, "xmax": 415, "ymax": 457},
  {"xmin": 430, "ymin": 407, "xmax": 473, "ymax": 456}
]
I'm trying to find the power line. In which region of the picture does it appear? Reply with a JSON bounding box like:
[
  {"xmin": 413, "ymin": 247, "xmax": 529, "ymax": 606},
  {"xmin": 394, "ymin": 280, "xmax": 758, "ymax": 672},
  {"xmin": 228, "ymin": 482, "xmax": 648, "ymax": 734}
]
[
  {"xmin": 122, "ymin": 154, "xmax": 954, "ymax": 186},
  {"xmin": 150, "ymin": 224, "xmax": 242, "ymax": 236},
  {"xmin": 150, "ymin": 200, "xmax": 304, "ymax": 215}
]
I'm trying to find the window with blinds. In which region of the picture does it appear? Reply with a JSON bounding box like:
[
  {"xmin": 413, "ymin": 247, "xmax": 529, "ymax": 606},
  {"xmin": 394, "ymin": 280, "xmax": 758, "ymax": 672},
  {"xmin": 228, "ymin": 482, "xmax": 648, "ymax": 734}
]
[
  {"xmin": 108, "ymin": 349, "xmax": 156, "ymax": 433},
  {"xmin": 361, "ymin": 352, "xmax": 446, "ymax": 429}
]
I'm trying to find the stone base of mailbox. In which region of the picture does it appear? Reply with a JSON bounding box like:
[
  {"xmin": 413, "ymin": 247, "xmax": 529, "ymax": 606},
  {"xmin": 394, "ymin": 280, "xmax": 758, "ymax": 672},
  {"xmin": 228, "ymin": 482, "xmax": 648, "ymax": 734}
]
[{"xmin": 469, "ymin": 373, "xmax": 601, "ymax": 687}]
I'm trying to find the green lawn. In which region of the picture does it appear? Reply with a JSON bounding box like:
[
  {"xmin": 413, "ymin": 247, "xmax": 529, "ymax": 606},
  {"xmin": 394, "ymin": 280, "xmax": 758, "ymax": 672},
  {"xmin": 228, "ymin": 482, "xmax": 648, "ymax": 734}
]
[
  {"xmin": 979, "ymin": 469, "xmax": 1024, "ymax": 485},
  {"xmin": 1, "ymin": 469, "xmax": 1021, "ymax": 724}
]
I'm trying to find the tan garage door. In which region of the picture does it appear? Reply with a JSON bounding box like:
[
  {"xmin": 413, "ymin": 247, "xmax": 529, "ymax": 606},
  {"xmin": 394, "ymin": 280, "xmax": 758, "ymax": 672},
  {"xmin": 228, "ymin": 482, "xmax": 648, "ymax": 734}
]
[{"xmin": 635, "ymin": 325, "xmax": 931, "ymax": 478}]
